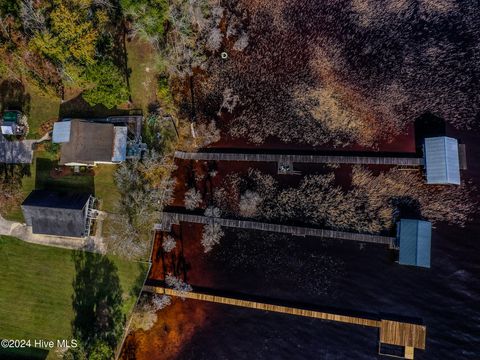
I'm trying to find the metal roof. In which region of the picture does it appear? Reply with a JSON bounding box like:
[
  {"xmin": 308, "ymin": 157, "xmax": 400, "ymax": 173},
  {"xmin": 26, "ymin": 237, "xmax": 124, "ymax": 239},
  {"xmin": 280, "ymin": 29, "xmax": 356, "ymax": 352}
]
[
  {"xmin": 21, "ymin": 190, "xmax": 91, "ymax": 237},
  {"xmin": 424, "ymin": 137, "xmax": 460, "ymax": 185},
  {"xmin": 111, "ymin": 126, "xmax": 128, "ymax": 162},
  {"xmin": 52, "ymin": 121, "xmax": 72, "ymax": 143},
  {"xmin": 1, "ymin": 123, "xmax": 15, "ymax": 135},
  {"xmin": 397, "ymin": 219, "xmax": 432, "ymax": 268}
]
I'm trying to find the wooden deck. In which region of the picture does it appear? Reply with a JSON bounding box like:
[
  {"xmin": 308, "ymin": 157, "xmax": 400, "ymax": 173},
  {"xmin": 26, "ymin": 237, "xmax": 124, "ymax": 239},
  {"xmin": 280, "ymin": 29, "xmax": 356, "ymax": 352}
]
[
  {"xmin": 144, "ymin": 285, "xmax": 426, "ymax": 358},
  {"xmin": 175, "ymin": 150, "xmax": 425, "ymax": 166},
  {"xmin": 156, "ymin": 212, "xmax": 397, "ymax": 247}
]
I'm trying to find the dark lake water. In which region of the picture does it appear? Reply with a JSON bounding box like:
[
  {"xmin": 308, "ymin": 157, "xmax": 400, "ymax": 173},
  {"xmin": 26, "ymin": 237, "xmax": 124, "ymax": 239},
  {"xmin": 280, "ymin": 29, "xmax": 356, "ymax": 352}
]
[
  {"xmin": 138, "ymin": 126, "xmax": 479, "ymax": 360},
  {"xmin": 125, "ymin": 0, "xmax": 480, "ymax": 357}
]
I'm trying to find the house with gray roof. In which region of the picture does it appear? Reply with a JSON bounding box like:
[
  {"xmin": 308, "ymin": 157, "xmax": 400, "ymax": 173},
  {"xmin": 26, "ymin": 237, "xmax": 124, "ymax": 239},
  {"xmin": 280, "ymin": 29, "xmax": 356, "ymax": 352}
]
[
  {"xmin": 21, "ymin": 190, "xmax": 94, "ymax": 237},
  {"xmin": 52, "ymin": 119, "xmax": 127, "ymax": 166}
]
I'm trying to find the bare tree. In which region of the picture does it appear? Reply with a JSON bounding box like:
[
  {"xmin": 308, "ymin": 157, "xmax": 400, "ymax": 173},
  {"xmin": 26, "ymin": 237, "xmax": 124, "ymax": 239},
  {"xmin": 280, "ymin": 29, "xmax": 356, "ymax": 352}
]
[
  {"xmin": 20, "ymin": 0, "xmax": 46, "ymax": 35},
  {"xmin": 165, "ymin": 274, "xmax": 192, "ymax": 299},
  {"xmin": 152, "ymin": 293, "xmax": 172, "ymax": 310},
  {"xmin": 103, "ymin": 214, "xmax": 149, "ymax": 260},
  {"xmin": 233, "ymin": 32, "xmax": 249, "ymax": 51},
  {"xmin": 130, "ymin": 293, "xmax": 172, "ymax": 332},
  {"xmin": 205, "ymin": 206, "xmax": 221, "ymax": 218},
  {"xmin": 219, "ymin": 87, "xmax": 240, "ymax": 114},
  {"xmin": 184, "ymin": 187, "xmax": 202, "ymax": 210},
  {"xmin": 162, "ymin": 235, "xmax": 176, "ymax": 253},
  {"xmin": 239, "ymin": 190, "xmax": 262, "ymax": 218},
  {"xmin": 193, "ymin": 120, "xmax": 221, "ymax": 147},
  {"xmin": 201, "ymin": 222, "xmax": 224, "ymax": 253}
]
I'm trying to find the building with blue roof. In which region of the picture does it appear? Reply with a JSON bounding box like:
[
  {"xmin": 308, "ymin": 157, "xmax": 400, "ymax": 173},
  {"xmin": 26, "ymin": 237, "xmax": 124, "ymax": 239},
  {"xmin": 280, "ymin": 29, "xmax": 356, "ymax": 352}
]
[
  {"xmin": 396, "ymin": 219, "xmax": 432, "ymax": 268},
  {"xmin": 424, "ymin": 137, "xmax": 461, "ymax": 185}
]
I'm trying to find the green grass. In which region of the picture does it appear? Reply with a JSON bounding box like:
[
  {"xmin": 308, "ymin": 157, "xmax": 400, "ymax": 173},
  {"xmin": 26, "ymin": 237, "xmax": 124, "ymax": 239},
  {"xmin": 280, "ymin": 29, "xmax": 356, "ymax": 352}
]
[
  {"xmin": 94, "ymin": 165, "xmax": 121, "ymax": 213},
  {"xmin": 24, "ymin": 84, "xmax": 61, "ymax": 140},
  {"xmin": 3, "ymin": 152, "xmax": 121, "ymax": 221},
  {"xmin": 127, "ymin": 38, "xmax": 159, "ymax": 112},
  {"xmin": 0, "ymin": 236, "xmax": 147, "ymax": 349}
]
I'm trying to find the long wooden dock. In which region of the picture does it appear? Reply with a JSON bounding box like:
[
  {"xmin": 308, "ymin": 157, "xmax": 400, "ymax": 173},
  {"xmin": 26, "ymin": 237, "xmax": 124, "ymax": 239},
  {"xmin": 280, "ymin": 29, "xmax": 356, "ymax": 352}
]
[
  {"xmin": 144, "ymin": 285, "xmax": 426, "ymax": 359},
  {"xmin": 155, "ymin": 212, "xmax": 397, "ymax": 247},
  {"xmin": 174, "ymin": 150, "xmax": 425, "ymax": 166}
]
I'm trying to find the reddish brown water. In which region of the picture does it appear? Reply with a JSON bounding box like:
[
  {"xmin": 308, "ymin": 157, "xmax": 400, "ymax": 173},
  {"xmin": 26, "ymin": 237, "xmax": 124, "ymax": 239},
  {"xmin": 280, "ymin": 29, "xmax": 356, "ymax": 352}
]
[{"xmin": 122, "ymin": 0, "xmax": 480, "ymax": 356}]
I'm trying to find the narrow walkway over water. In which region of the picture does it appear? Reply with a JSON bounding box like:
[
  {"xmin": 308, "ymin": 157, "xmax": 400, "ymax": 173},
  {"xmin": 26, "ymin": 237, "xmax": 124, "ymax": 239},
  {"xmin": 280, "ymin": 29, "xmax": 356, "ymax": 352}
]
[
  {"xmin": 156, "ymin": 212, "xmax": 397, "ymax": 247},
  {"xmin": 144, "ymin": 285, "xmax": 426, "ymax": 359},
  {"xmin": 175, "ymin": 150, "xmax": 425, "ymax": 166}
]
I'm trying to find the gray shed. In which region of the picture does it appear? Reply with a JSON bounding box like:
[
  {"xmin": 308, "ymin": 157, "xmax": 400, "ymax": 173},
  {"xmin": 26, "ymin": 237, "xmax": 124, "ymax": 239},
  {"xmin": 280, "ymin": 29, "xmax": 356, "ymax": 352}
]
[{"xmin": 21, "ymin": 190, "xmax": 92, "ymax": 237}]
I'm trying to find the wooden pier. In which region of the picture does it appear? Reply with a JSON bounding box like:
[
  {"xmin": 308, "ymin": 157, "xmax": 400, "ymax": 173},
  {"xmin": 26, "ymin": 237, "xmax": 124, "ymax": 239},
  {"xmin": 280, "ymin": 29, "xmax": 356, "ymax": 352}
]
[
  {"xmin": 458, "ymin": 144, "xmax": 468, "ymax": 170},
  {"xmin": 155, "ymin": 212, "xmax": 397, "ymax": 247},
  {"xmin": 144, "ymin": 285, "xmax": 426, "ymax": 359},
  {"xmin": 174, "ymin": 150, "xmax": 425, "ymax": 166}
]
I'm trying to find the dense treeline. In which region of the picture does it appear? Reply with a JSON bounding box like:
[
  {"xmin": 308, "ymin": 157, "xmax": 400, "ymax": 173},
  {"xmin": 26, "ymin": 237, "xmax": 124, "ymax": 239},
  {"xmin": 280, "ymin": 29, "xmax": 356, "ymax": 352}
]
[{"xmin": 0, "ymin": 0, "xmax": 128, "ymax": 108}]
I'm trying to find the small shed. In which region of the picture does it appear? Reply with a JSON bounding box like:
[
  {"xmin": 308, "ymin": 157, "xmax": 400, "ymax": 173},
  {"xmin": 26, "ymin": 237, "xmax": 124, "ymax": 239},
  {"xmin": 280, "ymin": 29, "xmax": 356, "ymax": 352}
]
[
  {"xmin": 21, "ymin": 190, "xmax": 93, "ymax": 237},
  {"xmin": 424, "ymin": 137, "xmax": 460, "ymax": 185},
  {"xmin": 1, "ymin": 110, "xmax": 21, "ymax": 135},
  {"xmin": 396, "ymin": 219, "xmax": 432, "ymax": 268}
]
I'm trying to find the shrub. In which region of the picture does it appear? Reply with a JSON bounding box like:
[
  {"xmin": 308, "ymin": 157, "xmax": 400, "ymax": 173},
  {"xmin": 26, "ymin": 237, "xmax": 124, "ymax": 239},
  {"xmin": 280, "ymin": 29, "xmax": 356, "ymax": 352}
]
[
  {"xmin": 162, "ymin": 235, "xmax": 176, "ymax": 252},
  {"xmin": 201, "ymin": 222, "xmax": 224, "ymax": 253},
  {"xmin": 82, "ymin": 61, "xmax": 129, "ymax": 109},
  {"xmin": 184, "ymin": 187, "xmax": 202, "ymax": 210}
]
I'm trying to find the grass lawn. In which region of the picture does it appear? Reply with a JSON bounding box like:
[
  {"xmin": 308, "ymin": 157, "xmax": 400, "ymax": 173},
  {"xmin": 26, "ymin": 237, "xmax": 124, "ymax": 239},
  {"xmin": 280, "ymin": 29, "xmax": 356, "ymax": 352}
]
[
  {"xmin": 24, "ymin": 84, "xmax": 61, "ymax": 140},
  {"xmin": 3, "ymin": 152, "xmax": 121, "ymax": 221},
  {"xmin": 94, "ymin": 165, "xmax": 121, "ymax": 213},
  {"xmin": 126, "ymin": 38, "xmax": 158, "ymax": 112},
  {"xmin": 0, "ymin": 236, "xmax": 147, "ymax": 356},
  {"xmin": 0, "ymin": 77, "xmax": 60, "ymax": 141}
]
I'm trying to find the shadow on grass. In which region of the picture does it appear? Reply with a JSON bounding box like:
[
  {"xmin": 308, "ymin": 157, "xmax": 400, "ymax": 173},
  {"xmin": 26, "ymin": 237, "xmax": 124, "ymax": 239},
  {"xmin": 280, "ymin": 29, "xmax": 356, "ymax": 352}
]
[
  {"xmin": 0, "ymin": 347, "xmax": 49, "ymax": 360},
  {"xmin": 130, "ymin": 262, "xmax": 149, "ymax": 298},
  {"xmin": 71, "ymin": 251, "xmax": 125, "ymax": 352},
  {"xmin": 0, "ymin": 163, "xmax": 31, "ymax": 186},
  {"xmin": 0, "ymin": 79, "xmax": 31, "ymax": 115},
  {"xmin": 35, "ymin": 158, "xmax": 95, "ymax": 194},
  {"xmin": 59, "ymin": 94, "xmax": 135, "ymax": 120}
]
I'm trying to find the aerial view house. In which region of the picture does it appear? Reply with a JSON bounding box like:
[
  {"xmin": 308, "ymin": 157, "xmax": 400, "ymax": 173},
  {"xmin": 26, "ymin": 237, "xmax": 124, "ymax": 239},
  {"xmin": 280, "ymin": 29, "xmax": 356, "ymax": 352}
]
[
  {"xmin": 52, "ymin": 119, "xmax": 128, "ymax": 166},
  {"xmin": 21, "ymin": 190, "xmax": 95, "ymax": 238}
]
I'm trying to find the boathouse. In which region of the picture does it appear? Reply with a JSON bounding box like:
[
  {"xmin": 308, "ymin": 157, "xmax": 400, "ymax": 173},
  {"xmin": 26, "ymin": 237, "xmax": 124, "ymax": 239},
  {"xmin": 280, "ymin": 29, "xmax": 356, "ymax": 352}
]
[
  {"xmin": 21, "ymin": 190, "xmax": 95, "ymax": 237},
  {"xmin": 423, "ymin": 137, "xmax": 460, "ymax": 185},
  {"xmin": 396, "ymin": 219, "xmax": 432, "ymax": 268},
  {"xmin": 52, "ymin": 119, "xmax": 128, "ymax": 166}
]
